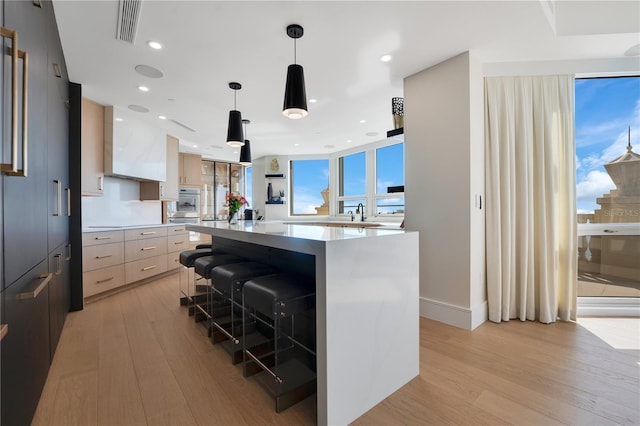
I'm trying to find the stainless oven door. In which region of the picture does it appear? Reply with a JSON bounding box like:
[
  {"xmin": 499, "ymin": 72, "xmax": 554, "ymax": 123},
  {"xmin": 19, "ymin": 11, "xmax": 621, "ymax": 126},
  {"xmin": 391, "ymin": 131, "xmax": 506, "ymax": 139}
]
[{"xmin": 177, "ymin": 188, "xmax": 200, "ymax": 215}]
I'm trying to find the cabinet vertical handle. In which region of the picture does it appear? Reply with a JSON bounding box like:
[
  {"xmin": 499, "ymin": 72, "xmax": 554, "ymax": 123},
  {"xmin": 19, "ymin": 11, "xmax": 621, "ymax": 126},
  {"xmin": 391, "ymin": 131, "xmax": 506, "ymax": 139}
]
[
  {"xmin": 55, "ymin": 254, "xmax": 62, "ymax": 275},
  {"xmin": 1, "ymin": 28, "xmax": 28, "ymax": 177},
  {"xmin": 17, "ymin": 273, "xmax": 52, "ymax": 300},
  {"xmin": 160, "ymin": 184, "xmax": 164, "ymax": 198},
  {"xmin": 66, "ymin": 188, "xmax": 71, "ymax": 216},
  {"xmin": 66, "ymin": 243, "xmax": 72, "ymax": 261},
  {"xmin": 53, "ymin": 180, "xmax": 62, "ymax": 216},
  {"xmin": 0, "ymin": 324, "xmax": 8, "ymax": 342},
  {"xmin": 98, "ymin": 175, "xmax": 103, "ymax": 191}
]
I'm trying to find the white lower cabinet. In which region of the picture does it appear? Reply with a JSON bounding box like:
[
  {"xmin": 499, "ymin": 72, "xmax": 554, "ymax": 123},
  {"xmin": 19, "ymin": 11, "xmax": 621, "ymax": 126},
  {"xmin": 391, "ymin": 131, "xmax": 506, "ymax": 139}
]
[
  {"xmin": 125, "ymin": 254, "xmax": 168, "ymax": 284},
  {"xmin": 83, "ymin": 264, "xmax": 125, "ymax": 297},
  {"xmin": 83, "ymin": 225, "xmax": 185, "ymax": 300}
]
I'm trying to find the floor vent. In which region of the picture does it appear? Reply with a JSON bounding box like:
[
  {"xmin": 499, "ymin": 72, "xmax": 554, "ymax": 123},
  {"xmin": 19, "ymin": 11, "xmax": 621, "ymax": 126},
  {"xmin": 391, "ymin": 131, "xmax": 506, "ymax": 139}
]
[{"xmin": 116, "ymin": 0, "xmax": 142, "ymax": 44}]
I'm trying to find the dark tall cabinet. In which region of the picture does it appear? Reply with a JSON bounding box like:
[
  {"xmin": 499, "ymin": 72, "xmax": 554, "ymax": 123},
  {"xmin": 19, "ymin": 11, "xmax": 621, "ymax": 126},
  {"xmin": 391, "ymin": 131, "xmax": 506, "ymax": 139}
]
[{"xmin": 1, "ymin": 1, "xmax": 71, "ymax": 425}]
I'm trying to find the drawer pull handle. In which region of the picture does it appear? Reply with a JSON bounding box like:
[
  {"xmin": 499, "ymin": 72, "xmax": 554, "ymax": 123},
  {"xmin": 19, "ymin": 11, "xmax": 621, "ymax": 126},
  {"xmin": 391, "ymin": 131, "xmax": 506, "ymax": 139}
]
[
  {"xmin": 142, "ymin": 265, "xmax": 157, "ymax": 271},
  {"xmin": 18, "ymin": 273, "xmax": 52, "ymax": 300},
  {"xmin": 66, "ymin": 188, "xmax": 71, "ymax": 216},
  {"xmin": 53, "ymin": 180, "xmax": 62, "ymax": 216},
  {"xmin": 0, "ymin": 324, "xmax": 8, "ymax": 342},
  {"xmin": 95, "ymin": 254, "xmax": 112, "ymax": 259},
  {"xmin": 1, "ymin": 27, "xmax": 28, "ymax": 177},
  {"xmin": 174, "ymin": 241, "xmax": 184, "ymax": 245},
  {"xmin": 141, "ymin": 246, "xmax": 156, "ymax": 251},
  {"xmin": 96, "ymin": 277, "xmax": 114, "ymax": 284},
  {"xmin": 95, "ymin": 236, "xmax": 112, "ymax": 240},
  {"xmin": 174, "ymin": 228, "xmax": 185, "ymax": 232},
  {"xmin": 140, "ymin": 231, "xmax": 156, "ymax": 235}
]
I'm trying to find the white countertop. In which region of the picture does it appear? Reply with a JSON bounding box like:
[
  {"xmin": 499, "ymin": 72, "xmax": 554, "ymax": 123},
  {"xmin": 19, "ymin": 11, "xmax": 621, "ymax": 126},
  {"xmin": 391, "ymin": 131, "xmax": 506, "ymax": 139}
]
[
  {"xmin": 82, "ymin": 223, "xmax": 180, "ymax": 233},
  {"xmin": 188, "ymin": 220, "xmax": 406, "ymax": 242}
]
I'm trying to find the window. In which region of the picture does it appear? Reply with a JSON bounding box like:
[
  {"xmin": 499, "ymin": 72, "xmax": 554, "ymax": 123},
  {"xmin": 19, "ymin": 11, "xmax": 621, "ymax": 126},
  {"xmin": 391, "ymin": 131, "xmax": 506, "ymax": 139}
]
[
  {"xmin": 245, "ymin": 166, "xmax": 252, "ymax": 207},
  {"xmin": 375, "ymin": 143, "xmax": 404, "ymax": 215},
  {"xmin": 575, "ymin": 76, "xmax": 639, "ymax": 301},
  {"xmin": 337, "ymin": 152, "xmax": 366, "ymax": 214},
  {"xmin": 290, "ymin": 159, "xmax": 330, "ymax": 215}
]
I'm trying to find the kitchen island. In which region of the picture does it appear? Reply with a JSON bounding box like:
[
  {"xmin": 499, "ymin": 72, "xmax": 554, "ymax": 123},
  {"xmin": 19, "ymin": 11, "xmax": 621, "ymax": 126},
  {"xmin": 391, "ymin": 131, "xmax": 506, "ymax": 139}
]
[{"xmin": 187, "ymin": 221, "xmax": 419, "ymax": 425}]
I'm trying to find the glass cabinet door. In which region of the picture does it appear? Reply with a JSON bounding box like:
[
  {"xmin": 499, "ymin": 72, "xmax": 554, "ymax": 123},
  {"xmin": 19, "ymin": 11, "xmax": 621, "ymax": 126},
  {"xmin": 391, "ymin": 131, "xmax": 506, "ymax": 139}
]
[
  {"xmin": 201, "ymin": 161, "xmax": 215, "ymax": 220},
  {"xmin": 214, "ymin": 162, "xmax": 230, "ymax": 219}
]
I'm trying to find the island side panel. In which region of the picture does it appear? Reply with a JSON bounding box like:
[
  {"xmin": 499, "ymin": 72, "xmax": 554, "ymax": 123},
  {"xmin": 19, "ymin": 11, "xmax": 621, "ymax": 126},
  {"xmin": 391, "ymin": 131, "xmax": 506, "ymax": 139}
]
[{"xmin": 324, "ymin": 232, "xmax": 419, "ymax": 425}]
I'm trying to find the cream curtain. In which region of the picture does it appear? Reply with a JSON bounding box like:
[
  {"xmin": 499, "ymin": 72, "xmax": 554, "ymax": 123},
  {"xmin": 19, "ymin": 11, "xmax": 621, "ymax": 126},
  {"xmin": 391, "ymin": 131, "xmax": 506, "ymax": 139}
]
[{"xmin": 485, "ymin": 75, "xmax": 577, "ymax": 323}]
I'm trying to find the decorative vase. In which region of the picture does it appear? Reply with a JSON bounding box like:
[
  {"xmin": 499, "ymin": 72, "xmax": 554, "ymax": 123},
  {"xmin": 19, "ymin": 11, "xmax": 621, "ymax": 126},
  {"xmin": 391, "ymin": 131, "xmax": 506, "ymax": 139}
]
[
  {"xmin": 228, "ymin": 211, "xmax": 238, "ymax": 224},
  {"xmin": 392, "ymin": 97, "xmax": 404, "ymax": 129},
  {"xmin": 267, "ymin": 182, "xmax": 273, "ymax": 202}
]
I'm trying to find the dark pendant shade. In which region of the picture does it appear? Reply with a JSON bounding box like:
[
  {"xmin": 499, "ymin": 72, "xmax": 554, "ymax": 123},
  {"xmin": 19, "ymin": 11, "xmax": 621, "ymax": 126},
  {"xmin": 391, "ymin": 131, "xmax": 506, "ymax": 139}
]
[
  {"xmin": 282, "ymin": 64, "xmax": 308, "ymax": 119},
  {"xmin": 239, "ymin": 139, "xmax": 252, "ymax": 165},
  {"xmin": 226, "ymin": 110, "xmax": 244, "ymax": 147}
]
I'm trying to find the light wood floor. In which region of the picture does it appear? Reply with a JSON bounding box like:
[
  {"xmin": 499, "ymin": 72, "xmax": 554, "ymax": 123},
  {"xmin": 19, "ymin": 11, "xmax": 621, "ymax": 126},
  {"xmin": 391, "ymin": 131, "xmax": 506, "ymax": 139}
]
[{"xmin": 34, "ymin": 273, "xmax": 640, "ymax": 426}]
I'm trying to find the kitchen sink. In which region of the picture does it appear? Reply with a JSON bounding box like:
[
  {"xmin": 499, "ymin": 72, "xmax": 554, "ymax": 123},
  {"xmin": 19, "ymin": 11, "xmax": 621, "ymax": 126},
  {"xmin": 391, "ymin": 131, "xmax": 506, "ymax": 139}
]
[{"xmin": 284, "ymin": 221, "xmax": 382, "ymax": 228}]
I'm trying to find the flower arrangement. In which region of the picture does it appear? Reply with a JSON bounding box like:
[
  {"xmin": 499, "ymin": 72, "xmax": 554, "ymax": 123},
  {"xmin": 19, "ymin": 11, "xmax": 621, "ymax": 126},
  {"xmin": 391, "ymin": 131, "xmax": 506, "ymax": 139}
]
[{"xmin": 226, "ymin": 192, "xmax": 247, "ymax": 222}]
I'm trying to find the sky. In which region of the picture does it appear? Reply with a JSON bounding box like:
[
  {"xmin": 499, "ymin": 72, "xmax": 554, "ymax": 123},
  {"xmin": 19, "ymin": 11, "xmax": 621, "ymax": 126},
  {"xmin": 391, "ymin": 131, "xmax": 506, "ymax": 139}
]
[{"xmin": 575, "ymin": 76, "xmax": 640, "ymax": 213}]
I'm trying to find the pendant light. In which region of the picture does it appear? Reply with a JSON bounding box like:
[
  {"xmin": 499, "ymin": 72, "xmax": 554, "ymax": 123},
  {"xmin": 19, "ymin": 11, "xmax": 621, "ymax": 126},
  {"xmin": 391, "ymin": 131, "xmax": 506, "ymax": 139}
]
[
  {"xmin": 282, "ymin": 24, "xmax": 308, "ymax": 119},
  {"xmin": 239, "ymin": 119, "xmax": 252, "ymax": 165},
  {"xmin": 226, "ymin": 82, "xmax": 245, "ymax": 147}
]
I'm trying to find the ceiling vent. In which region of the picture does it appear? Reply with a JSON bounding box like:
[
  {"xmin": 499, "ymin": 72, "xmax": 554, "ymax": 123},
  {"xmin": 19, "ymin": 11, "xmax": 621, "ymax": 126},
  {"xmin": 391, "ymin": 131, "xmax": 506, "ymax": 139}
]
[
  {"xmin": 170, "ymin": 119, "xmax": 196, "ymax": 133},
  {"xmin": 116, "ymin": 0, "xmax": 142, "ymax": 44}
]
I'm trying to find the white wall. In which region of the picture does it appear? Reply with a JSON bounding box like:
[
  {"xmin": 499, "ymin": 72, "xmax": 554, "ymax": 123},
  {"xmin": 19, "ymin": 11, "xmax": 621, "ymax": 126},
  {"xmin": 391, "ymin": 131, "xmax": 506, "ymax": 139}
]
[
  {"xmin": 82, "ymin": 177, "xmax": 162, "ymax": 227},
  {"xmin": 405, "ymin": 51, "xmax": 486, "ymax": 330}
]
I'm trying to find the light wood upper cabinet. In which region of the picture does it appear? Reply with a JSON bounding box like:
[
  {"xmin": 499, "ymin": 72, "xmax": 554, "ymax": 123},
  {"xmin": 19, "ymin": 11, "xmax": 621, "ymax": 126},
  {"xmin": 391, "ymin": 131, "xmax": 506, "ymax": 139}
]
[
  {"xmin": 179, "ymin": 153, "xmax": 202, "ymax": 186},
  {"xmin": 81, "ymin": 98, "xmax": 105, "ymax": 196},
  {"xmin": 140, "ymin": 135, "xmax": 180, "ymax": 201}
]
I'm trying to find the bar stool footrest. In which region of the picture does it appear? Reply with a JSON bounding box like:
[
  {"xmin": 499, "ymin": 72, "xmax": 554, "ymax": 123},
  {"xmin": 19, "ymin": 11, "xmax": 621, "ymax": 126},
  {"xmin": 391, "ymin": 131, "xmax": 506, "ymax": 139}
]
[{"xmin": 253, "ymin": 358, "xmax": 317, "ymax": 413}]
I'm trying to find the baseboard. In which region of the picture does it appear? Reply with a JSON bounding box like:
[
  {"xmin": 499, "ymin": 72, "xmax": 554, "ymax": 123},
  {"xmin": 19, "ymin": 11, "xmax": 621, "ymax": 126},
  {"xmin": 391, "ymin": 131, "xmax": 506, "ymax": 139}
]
[
  {"xmin": 419, "ymin": 297, "xmax": 487, "ymax": 330},
  {"xmin": 577, "ymin": 297, "xmax": 640, "ymax": 317}
]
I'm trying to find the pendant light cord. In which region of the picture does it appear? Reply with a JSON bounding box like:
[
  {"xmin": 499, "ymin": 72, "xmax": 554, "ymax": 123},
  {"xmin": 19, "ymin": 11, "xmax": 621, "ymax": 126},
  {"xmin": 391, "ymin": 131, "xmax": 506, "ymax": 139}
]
[
  {"xmin": 294, "ymin": 38, "xmax": 297, "ymax": 64},
  {"xmin": 234, "ymin": 89, "xmax": 237, "ymax": 110}
]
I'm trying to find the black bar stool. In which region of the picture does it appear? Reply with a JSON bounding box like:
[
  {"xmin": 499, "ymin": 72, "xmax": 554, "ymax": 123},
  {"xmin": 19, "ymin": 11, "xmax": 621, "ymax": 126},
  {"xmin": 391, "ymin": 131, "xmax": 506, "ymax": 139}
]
[
  {"xmin": 178, "ymin": 248, "xmax": 212, "ymax": 313},
  {"xmin": 242, "ymin": 273, "xmax": 316, "ymax": 412},
  {"xmin": 209, "ymin": 262, "xmax": 277, "ymax": 363},
  {"xmin": 193, "ymin": 253, "xmax": 245, "ymax": 330}
]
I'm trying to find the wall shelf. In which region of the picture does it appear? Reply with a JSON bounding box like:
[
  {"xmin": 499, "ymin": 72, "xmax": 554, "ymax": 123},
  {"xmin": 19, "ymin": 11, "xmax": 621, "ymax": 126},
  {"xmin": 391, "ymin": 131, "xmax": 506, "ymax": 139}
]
[
  {"xmin": 265, "ymin": 173, "xmax": 286, "ymax": 179},
  {"xmin": 265, "ymin": 200, "xmax": 285, "ymax": 205}
]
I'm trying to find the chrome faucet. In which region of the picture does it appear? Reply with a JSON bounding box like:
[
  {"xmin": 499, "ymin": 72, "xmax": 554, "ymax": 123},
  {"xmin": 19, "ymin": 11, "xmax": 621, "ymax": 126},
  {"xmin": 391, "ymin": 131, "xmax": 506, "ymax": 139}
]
[
  {"xmin": 356, "ymin": 203, "xmax": 365, "ymax": 222},
  {"xmin": 347, "ymin": 210, "xmax": 354, "ymax": 221}
]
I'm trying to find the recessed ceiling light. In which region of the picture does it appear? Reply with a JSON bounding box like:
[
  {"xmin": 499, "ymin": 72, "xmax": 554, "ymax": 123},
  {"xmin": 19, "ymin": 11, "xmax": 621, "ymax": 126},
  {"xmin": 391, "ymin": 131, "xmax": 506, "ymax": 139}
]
[
  {"xmin": 346, "ymin": 139, "xmax": 352, "ymax": 143},
  {"xmin": 359, "ymin": 119, "xmax": 366, "ymax": 123},
  {"xmin": 147, "ymin": 40, "xmax": 163, "ymax": 50},
  {"xmin": 380, "ymin": 54, "xmax": 392, "ymax": 62},
  {"xmin": 138, "ymin": 85, "xmax": 149, "ymax": 92},
  {"xmin": 135, "ymin": 64, "xmax": 163, "ymax": 79},
  {"xmin": 115, "ymin": 117, "xmax": 123, "ymax": 122},
  {"xmin": 233, "ymin": 151, "xmax": 238, "ymax": 154},
  {"xmin": 309, "ymin": 98, "xmax": 317, "ymax": 103},
  {"xmin": 294, "ymin": 143, "xmax": 300, "ymax": 146},
  {"xmin": 193, "ymin": 144, "xmax": 198, "ymax": 148},
  {"xmin": 366, "ymin": 131, "xmax": 379, "ymax": 137},
  {"xmin": 158, "ymin": 115, "xmax": 167, "ymax": 120}
]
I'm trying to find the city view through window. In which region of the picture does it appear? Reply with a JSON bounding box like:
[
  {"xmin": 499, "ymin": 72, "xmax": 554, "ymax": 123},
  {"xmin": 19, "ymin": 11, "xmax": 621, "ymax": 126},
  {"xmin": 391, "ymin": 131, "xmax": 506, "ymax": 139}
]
[{"xmin": 576, "ymin": 76, "xmax": 639, "ymax": 298}]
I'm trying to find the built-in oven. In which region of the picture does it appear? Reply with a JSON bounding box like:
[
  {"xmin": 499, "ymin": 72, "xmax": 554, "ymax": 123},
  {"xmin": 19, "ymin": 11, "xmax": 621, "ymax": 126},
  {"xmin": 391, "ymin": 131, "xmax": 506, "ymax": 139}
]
[{"xmin": 177, "ymin": 188, "xmax": 200, "ymax": 216}]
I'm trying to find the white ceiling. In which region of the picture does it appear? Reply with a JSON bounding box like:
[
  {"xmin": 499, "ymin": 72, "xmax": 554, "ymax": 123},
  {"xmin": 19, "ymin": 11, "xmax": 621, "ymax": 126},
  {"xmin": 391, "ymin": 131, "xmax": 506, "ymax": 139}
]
[{"xmin": 52, "ymin": 0, "xmax": 640, "ymax": 163}]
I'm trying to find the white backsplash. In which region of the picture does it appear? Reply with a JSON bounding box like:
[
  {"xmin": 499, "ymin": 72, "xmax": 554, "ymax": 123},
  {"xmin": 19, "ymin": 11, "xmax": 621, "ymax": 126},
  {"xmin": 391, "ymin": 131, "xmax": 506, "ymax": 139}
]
[{"xmin": 82, "ymin": 177, "xmax": 162, "ymax": 227}]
